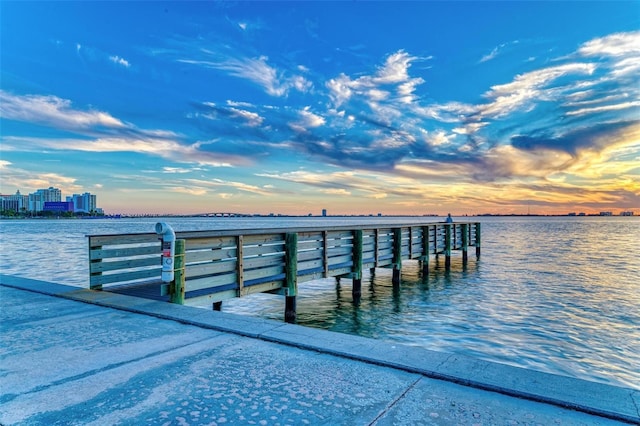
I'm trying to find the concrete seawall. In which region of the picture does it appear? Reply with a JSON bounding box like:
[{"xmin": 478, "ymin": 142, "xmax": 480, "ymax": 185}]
[{"xmin": 1, "ymin": 274, "xmax": 638, "ymax": 425}]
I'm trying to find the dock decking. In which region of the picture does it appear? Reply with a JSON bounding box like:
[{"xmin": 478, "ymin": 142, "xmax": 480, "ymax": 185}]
[{"xmin": 88, "ymin": 222, "xmax": 480, "ymax": 322}]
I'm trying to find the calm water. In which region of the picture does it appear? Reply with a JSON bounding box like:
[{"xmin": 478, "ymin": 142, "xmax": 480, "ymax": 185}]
[{"xmin": 1, "ymin": 216, "xmax": 638, "ymax": 389}]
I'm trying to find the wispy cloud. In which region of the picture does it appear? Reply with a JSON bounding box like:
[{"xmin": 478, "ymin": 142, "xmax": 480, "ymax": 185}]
[
  {"xmin": 109, "ymin": 55, "xmax": 130, "ymax": 68},
  {"xmin": 0, "ymin": 90, "xmax": 126, "ymax": 129},
  {"xmin": 185, "ymin": 178, "xmax": 273, "ymax": 196},
  {"xmin": 0, "ymin": 91, "xmax": 252, "ymax": 167},
  {"xmin": 179, "ymin": 55, "xmax": 312, "ymax": 97},
  {"xmin": 479, "ymin": 40, "xmax": 520, "ymax": 63},
  {"xmin": 578, "ymin": 31, "xmax": 640, "ymax": 57},
  {"xmin": 0, "ymin": 161, "xmax": 83, "ymax": 195}
]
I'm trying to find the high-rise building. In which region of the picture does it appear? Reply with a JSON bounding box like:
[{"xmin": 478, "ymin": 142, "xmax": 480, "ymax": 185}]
[
  {"xmin": 68, "ymin": 192, "xmax": 97, "ymax": 213},
  {"xmin": 322, "ymin": 209, "xmax": 327, "ymax": 217},
  {"xmin": 0, "ymin": 190, "xmax": 28, "ymax": 212},
  {"xmin": 28, "ymin": 187, "xmax": 62, "ymax": 212}
]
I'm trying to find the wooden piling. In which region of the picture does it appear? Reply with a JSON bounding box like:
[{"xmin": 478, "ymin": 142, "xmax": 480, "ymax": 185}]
[
  {"xmin": 284, "ymin": 232, "xmax": 298, "ymax": 323},
  {"xmin": 285, "ymin": 296, "xmax": 296, "ymax": 324},
  {"xmin": 170, "ymin": 239, "xmax": 186, "ymax": 304}
]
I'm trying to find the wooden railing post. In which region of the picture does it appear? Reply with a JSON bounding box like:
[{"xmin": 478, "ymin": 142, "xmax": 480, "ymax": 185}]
[
  {"xmin": 392, "ymin": 228, "xmax": 402, "ymax": 285},
  {"xmin": 284, "ymin": 232, "xmax": 298, "ymax": 323},
  {"xmin": 461, "ymin": 223, "xmax": 469, "ymax": 265},
  {"xmin": 236, "ymin": 235, "xmax": 244, "ymax": 297},
  {"xmin": 170, "ymin": 239, "xmax": 186, "ymax": 304},
  {"xmin": 322, "ymin": 230, "xmax": 329, "ymax": 278},
  {"xmin": 421, "ymin": 226, "xmax": 430, "ymax": 274},
  {"xmin": 352, "ymin": 229, "xmax": 363, "ymax": 303},
  {"xmin": 475, "ymin": 222, "xmax": 481, "ymax": 259},
  {"xmin": 445, "ymin": 224, "xmax": 452, "ymax": 270},
  {"xmin": 89, "ymin": 238, "xmax": 103, "ymax": 290},
  {"xmin": 373, "ymin": 228, "xmax": 379, "ymax": 270}
]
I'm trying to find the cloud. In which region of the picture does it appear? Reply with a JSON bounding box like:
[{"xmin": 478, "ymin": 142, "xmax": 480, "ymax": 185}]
[
  {"xmin": 169, "ymin": 186, "xmax": 208, "ymax": 196},
  {"xmin": 163, "ymin": 167, "xmax": 194, "ymax": 174},
  {"xmin": 194, "ymin": 101, "xmax": 265, "ymax": 128},
  {"xmin": 479, "ymin": 40, "xmax": 520, "ymax": 63},
  {"xmin": 289, "ymin": 107, "xmax": 326, "ymax": 133},
  {"xmin": 0, "ymin": 91, "xmax": 257, "ymax": 167},
  {"xmin": 578, "ymin": 31, "xmax": 640, "ymax": 57},
  {"xmin": 184, "ymin": 178, "xmax": 272, "ymax": 196},
  {"xmin": 565, "ymin": 101, "xmax": 640, "ymax": 117},
  {"xmin": 2, "ymin": 135, "xmax": 244, "ymax": 168},
  {"xmin": 326, "ymin": 50, "xmax": 425, "ymax": 108},
  {"xmin": 477, "ymin": 63, "xmax": 596, "ymax": 119},
  {"xmin": 0, "ymin": 90, "xmax": 126, "ymax": 130},
  {"xmin": 109, "ymin": 55, "xmax": 130, "ymax": 68},
  {"xmin": 0, "ymin": 162, "xmax": 83, "ymax": 194},
  {"xmin": 480, "ymin": 46, "xmax": 502, "ymax": 63},
  {"xmin": 180, "ymin": 55, "xmax": 312, "ymax": 97},
  {"xmin": 322, "ymin": 188, "xmax": 351, "ymax": 196}
]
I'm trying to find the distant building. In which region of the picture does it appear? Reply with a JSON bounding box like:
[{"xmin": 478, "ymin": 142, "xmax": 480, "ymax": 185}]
[
  {"xmin": 322, "ymin": 209, "xmax": 327, "ymax": 217},
  {"xmin": 43, "ymin": 201, "xmax": 74, "ymax": 213},
  {"xmin": 599, "ymin": 211, "xmax": 613, "ymax": 216},
  {"xmin": 620, "ymin": 211, "xmax": 635, "ymax": 216},
  {"xmin": 67, "ymin": 192, "xmax": 97, "ymax": 213},
  {"xmin": 28, "ymin": 187, "xmax": 61, "ymax": 212},
  {"xmin": 0, "ymin": 190, "xmax": 29, "ymax": 212},
  {"xmin": 568, "ymin": 212, "xmax": 576, "ymax": 216},
  {"xmin": 2, "ymin": 187, "xmax": 101, "ymax": 214}
]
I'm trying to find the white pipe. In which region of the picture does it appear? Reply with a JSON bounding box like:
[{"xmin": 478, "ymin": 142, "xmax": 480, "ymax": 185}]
[{"xmin": 155, "ymin": 222, "xmax": 175, "ymax": 282}]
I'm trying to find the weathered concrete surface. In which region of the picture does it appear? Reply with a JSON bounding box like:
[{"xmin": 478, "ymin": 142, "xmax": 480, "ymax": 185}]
[{"xmin": 1, "ymin": 275, "xmax": 638, "ymax": 425}]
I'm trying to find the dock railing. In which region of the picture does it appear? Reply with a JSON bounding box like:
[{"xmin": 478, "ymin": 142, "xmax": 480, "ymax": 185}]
[{"xmin": 88, "ymin": 222, "xmax": 480, "ymax": 322}]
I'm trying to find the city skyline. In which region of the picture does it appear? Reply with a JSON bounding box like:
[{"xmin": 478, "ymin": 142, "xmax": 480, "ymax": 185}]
[
  {"xmin": 1, "ymin": 2, "xmax": 638, "ymax": 216},
  {"xmin": 0, "ymin": 186, "xmax": 99, "ymax": 214}
]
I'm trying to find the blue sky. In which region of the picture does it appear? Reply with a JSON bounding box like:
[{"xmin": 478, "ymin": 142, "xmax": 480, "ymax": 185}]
[{"xmin": 1, "ymin": 1, "xmax": 638, "ymax": 215}]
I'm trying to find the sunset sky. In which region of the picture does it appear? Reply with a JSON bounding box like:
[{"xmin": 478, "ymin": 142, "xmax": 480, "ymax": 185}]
[{"xmin": 1, "ymin": 1, "xmax": 639, "ymax": 216}]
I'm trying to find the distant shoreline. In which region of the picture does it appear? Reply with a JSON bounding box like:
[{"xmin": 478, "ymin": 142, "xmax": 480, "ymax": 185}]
[{"xmin": 1, "ymin": 213, "xmax": 636, "ymax": 220}]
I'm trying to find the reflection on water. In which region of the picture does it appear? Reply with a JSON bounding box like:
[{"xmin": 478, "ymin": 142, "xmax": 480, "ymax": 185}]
[{"xmin": 1, "ymin": 216, "xmax": 639, "ymax": 389}]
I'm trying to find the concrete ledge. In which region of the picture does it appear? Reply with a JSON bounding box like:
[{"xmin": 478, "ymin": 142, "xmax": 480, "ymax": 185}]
[{"xmin": 2, "ymin": 274, "xmax": 638, "ymax": 424}]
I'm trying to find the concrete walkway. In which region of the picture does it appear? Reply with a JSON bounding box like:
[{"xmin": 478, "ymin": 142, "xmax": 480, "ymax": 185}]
[{"xmin": 1, "ymin": 275, "xmax": 638, "ymax": 425}]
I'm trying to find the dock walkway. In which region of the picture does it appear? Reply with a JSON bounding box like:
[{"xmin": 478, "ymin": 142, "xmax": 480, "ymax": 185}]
[{"xmin": 1, "ymin": 275, "xmax": 638, "ymax": 425}]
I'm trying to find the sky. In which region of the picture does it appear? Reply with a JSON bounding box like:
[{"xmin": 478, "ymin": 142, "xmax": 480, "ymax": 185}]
[{"xmin": 1, "ymin": 1, "xmax": 639, "ymax": 216}]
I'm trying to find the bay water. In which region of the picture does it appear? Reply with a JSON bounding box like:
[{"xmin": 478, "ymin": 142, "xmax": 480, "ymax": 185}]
[{"xmin": 1, "ymin": 216, "xmax": 638, "ymax": 389}]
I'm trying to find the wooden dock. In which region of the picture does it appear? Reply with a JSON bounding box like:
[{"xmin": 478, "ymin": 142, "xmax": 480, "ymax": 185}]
[{"xmin": 88, "ymin": 222, "xmax": 480, "ymax": 322}]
